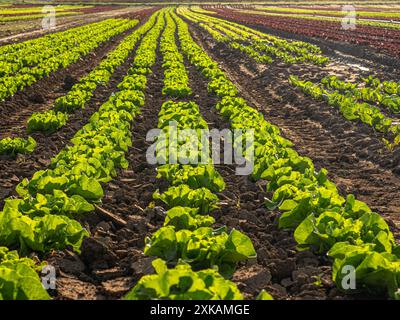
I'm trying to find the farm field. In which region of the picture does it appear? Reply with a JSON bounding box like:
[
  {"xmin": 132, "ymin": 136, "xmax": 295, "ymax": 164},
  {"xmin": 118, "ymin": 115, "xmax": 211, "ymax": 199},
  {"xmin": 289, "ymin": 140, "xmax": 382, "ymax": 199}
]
[
  {"xmin": 0, "ymin": 4, "xmax": 153, "ymax": 40},
  {"xmin": 1, "ymin": 2, "xmax": 400, "ymax": 304},
  {"xmin": 206, "ymin": 5, "xmax": 400, "ymax": 57}
]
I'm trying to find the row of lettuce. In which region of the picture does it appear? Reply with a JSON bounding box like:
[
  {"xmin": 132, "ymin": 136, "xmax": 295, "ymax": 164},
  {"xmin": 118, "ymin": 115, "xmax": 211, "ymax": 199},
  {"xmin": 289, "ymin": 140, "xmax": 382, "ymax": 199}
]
[
  {"xmin": 254, "ymin": 6, "xmax": 400, "ymax": 20},
  {"xmin": 0, "ymin": 12, "xmax": 161, "ymax": 300},
  {"xmin": 0, "ymin": 11, "xmax": 79, "ymax": 23},
  {"xmin": 173, "ymin": 9, "xmax": 400, "ymax": 299},
  {"xmin": 0, "ymin": 18, "xmax": 137, "ymax": 102},
  {"xmin": 124, "ymin": 10, "xmax": 271, "ymax": 300},
  {"xmin": 242, "ymin": 6, "xmax": 400, "ymax": 30},
  {"xmin": 321, "ymin": 75, "xmax": 400, "ymax": 114},
  {"xmin": 289, "ymin": 75, "xmax": 400, "ymax": 149},
  {"xmin": 178, "ymin": 6, "xmax": 328, "ymax": 66}
]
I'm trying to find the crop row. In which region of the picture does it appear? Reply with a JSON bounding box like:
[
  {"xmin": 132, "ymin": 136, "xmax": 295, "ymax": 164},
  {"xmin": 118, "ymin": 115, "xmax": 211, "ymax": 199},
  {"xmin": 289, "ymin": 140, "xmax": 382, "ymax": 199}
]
[
  {"xmin": 322, "ymin": 75, "xmax": 400, "ymax": 114},
  {"xmin": 125, "ymin": 99, "xmax": 254, "ymax": 299},
  {"xmin": 0, "ymin": 5, "xmax": 90, "ymax": 15},
  {"xmin": 238, "ymin": 7, "xmax": 400, "ymax": 30},
  {"xmin": 255, "ymin": 6, "xmax": 400, "ymax": 20},
  {"xmin": 124, "ymin": 9, "xmax": 267, "ymax": 300},
  {"xmin": 0, "ymin": 11, "xmax": 79, "ymax": 23},
  {"xmin": 178, "ymin": 6, "xmax": 328, "ymax": 65},
  {"xmin": 0, "ymin": 11, "xmax": 162, "ymax": 300},
  {"xmin": 0, "ymin": 18, "xmax": 130, "ymax": 67},
  {"xmin": 0, "ymin": 18, "xmax": 138, "ymax": 102},
  {"xmin": 289, "ymin": 75, "xmax": 400, "ymax": 148},
  {"xmin": 159, "ymin": 11, "xmax": 191, "ymax": 98},
  {"xmin": 173, "ymin": 9, "xmax": 400, "ymax": 299}
]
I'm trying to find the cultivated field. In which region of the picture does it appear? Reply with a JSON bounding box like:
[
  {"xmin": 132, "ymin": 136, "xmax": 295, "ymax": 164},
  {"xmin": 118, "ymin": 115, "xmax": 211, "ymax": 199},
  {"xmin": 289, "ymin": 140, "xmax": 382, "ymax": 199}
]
[{"xmin": 1, "ymin": 2, "xmax": 400, "ymax": 302}]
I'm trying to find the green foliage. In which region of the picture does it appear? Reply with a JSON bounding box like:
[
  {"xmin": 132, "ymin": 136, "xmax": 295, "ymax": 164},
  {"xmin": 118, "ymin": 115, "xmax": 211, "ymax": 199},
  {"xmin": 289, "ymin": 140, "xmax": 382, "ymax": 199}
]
[
  {"xmin": 158, "ymin": 100, "xmax": 208, "ymax": 130},
  {"xmin": 27, "ymin": 110, "xmax": 68, "ymax": 134},
  {"xmin": 124, "ymin": 259, "xmax": 243, "ymax": 300},
  {"xmin": 145, "ymin": 226, "xmax": 256, "ymax": 277},
  {"xmin": 0, "ymin": 137, "xmax": 36, "ymax": 157},
  {"xmin": 329, "ymin": 242, "xmax": 400, "ymax": 299},
  {"xmin": 157, "ymin": 164, "xmax": 225, "ymax": 192},
  {"xmin": 0, "ymin": 203, "xmax": 88, "ymax": 254},
  {"xmin": 154, "ymin": 184, "xmax": 219, "ymax": 214},
  {"xmin": 4, "ymin": 190, "xmax": 94, "ymax": 218},
  {"xmin": 117, "ymin": 74, "xmax": 147, "ymax": 91},
  {"xmin": 160, "ymin": 14, "xmax": 192, "ymax": 98},
  {"xmin": 208, "ymin": 76, "xmax": 238, "ymax": 97},
  {"xmin": 164, "ymin": 206, "xmax": 215, "ymax": 231},
  {"xmin": 294, "ymin": 211, "xmax": 395, "ymax": 254},
  {"xmin": 54, "ymin": 87, "xmax": 94, "ymax": 113},
  {"xmin": 0, "ymin": 19, "xmax": 138, "ymax": 102},
  {"xmin": 0, "ymin": 247, "xmax": 50, "ymax": 300}
]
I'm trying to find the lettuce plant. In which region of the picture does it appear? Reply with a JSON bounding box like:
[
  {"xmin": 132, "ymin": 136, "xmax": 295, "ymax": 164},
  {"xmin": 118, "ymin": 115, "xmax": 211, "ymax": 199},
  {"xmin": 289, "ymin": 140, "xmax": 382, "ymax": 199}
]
[
  {"xmin": 4, "ymin": 190, "xmax": 94, "ymax": 218},
  {"xmin": 124, "ymin": 259, "xmax": 243, "ymax": 300},
  {"xmin": 329, "ymin": 242, "xmax": 400, "ymax": 299},
  {"xmin": 144, "ymin": 226, "xmax": 256, "ymax": 277},
  {"xmin": 164, "ymin": 206, "xmax": 215, "ymax": 231},
  {"xmin": 0, "ymin": 136, "xmax": 36, "ymax": 157},
  {"xmin": 153, "ymin": 184, "xmax": 219, "ymax": 214},
  {"xmin": 27, "ymin": 110, "xmax": 68, "ymax": 134},
  {"xmin": 0, "ymin": 247, "xmax": 50, "ymax": 300},
  {"xmin": 157, "ymin": 164, "xmax": 226, "ymax": 193}
]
